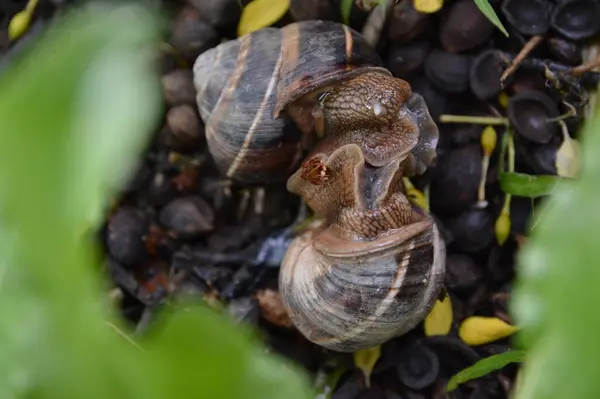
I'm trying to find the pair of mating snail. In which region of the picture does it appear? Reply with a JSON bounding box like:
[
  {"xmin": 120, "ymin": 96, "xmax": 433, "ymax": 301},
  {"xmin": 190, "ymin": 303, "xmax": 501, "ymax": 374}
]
[{"xmin": 192, "ymin": 20, "xmax": 446, "ymax": 352}]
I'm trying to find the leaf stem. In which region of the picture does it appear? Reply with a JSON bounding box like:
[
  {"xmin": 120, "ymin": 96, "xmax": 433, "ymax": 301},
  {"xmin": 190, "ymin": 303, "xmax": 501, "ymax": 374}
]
[{"xmin": 439, "ymin": 115, "xmax": 509, "ymax": 125}]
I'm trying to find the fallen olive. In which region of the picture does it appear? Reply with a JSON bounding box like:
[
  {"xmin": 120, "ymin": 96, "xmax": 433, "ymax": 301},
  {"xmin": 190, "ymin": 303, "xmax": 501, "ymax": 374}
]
[
  {"xmin": 507, "ymin": 90, "xmax": 561, "ymax": 144},
  {"xmin": 105, "ymin": 207, "xmax": 150, "ymax": 267},
  {"xmin": 410, "ymin": 77, "xmax": 448, "ymax": 121},
  {"xmin": 386, "ymin": 41, "xmax": 431, "ymax": 80},
  {"xmin": 445, "ymin": 253, "xmax": 483, "ymax": 293},
  {"xmin": 547, "ymin": 36, "xmax": 582, "ymax": 65},
  {"xmin": 396, "ymin": 342, "xmax": 440, "ymax": 390},
  {"xmin": 424, "ymin": 49, "xmax": 472, "ymax": 93},
  {"xmin": 444, "ymin": 208, "xmax": 495, "ymax": 254},
  {"xmin": 470, "ymin": 49, "xmax": 507, "ymax": 101},
  {"xmin": 159, "ymin": 195, "xmax": 215, "ymax": 238},
  {"xmin": 170, "ymin": 5, "xmax": 220, "ymax": 63},
  {"xmin": 430, "ymin": 144, "xmax": 482, "ymax": 217},
  {"xmin": 387, "ymin": 0, "xmax": 430, "ymax": 44},
  {"xmin": 550, "ymin": 0, "xmax": 600, "ymax": 41},
  {"xmin": 501, "ymin": 0, "xmax": 554, "ymax": 36},
  {"xmin": 439, "ymin": 0, "xmax": 494, "ymax": 53},
  {"xmin": 161, "ymin": 69, "xmax": 197, "ymax": 107},
  {"xmin": 188, "ymin": 0, "xmax": 241, "ymax": 34}
]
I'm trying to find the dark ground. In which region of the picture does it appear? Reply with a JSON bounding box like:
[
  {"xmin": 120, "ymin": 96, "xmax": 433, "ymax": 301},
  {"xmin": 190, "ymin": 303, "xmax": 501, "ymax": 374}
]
[{"xmin": 2, "ymin": 0, "xmax": 599, "ymax": 398}]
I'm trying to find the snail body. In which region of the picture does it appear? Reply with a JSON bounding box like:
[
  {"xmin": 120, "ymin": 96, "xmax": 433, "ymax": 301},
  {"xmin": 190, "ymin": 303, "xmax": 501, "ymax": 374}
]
[
  {"xmin": 193, "ymin": 20, "xmax": 446, "ymax": 352},
  {"xmin": 193, "ymin": 20, "xmax": 438, "ymax": 183},
  {"xmin": 280, "ymin": 144, "xmax": 445, "ymax": 352}
]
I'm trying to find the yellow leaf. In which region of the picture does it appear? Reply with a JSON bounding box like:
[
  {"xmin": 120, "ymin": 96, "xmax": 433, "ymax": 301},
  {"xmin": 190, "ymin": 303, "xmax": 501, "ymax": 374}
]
[
  {"xmin": 237, "ymin": 0, "xmax": 291, "ymax": 37},
  {"xmin": 459, "ymin": 316, "xmax": 519, "ymax": 346},
  {"xmin": 413, "ymin": 0, "xmax": 444, "ymax": 13},
  {"xmin": 353, "ymin": 345, "xmax": 381, "ymax": 388},
  {"xmin": 555, "ymin": 123, "xmax": 580, "ymax": 178},
  {"xmin": 424, "ymin": 294, "xmax": 453, "ymax": 336}
]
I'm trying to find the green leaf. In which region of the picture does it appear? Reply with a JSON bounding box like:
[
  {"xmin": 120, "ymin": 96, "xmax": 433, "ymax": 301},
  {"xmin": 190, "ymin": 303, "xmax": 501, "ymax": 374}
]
[
  {"xmin": 0, "ymin": 2, "xmax": 312, "ymax": 398},
  {"xmin": 341, "ymin": 0, "xmax": 354, "ymax": 25},
  {"xmin": 499, "ymin": 172, "xmax": 563, "ymax": 198},
  {"xmin": 447, "ymin": 350, "xmax": 526, "ymax": 392},
  {"xmin": 473, "ymin": 0, "xmax": 509, "ymax": 37},
  {"xmin": 510, "ymin": 87, "xmax": 600, "ymax": 398}
]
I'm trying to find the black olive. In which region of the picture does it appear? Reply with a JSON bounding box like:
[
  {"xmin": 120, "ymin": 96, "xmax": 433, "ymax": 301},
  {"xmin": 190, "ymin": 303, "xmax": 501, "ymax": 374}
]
[
  {"xmin": 386, "ymin": 41, "xmax": 431, "ymax": 80},
  {"xmin": 162, "ymin": 69, "xmax": 197, "ymax": 107},
  {"xmin": 424, "ymin": 336, "xmax": 482, "ymax": 374},
  {"xmin": 430, "ymin": 144, "xmax": 482, "ymax": 217},
  {"xmin": 331, "ymin": 376, "xmax": 361, "ymax": 399},
  {"xmin": 144, "ymin": 172, "xmax": 179, "ymax": 207},
  {"xmin": 439, "ymin": 0, "xmax": 494, "ymax": 53},
  {"xmin": 188, "ymin": 0, "xmax": 241, "ymax": 34},
  {"xmin": 487, "ymin": 240, "xmax": 517, "ymax": 284},
  {"xmin": 162, "ymin": 104, "xmax": 204, "ymax": 152},
  {"xmin": 507, "ymin": 90, "xmax": 561, "ymax": 144},
  {"xmin": 356, "ymin": 387, "xmax": 388, "ymax": 399},
  {"xmin": 159, "ymin": 196, "xmax": 215, "ymax": 238},
  {"xmin": 445, "ymin": 253, "xmax": 483, "ymax": 293},
  {"xmin": 387, "ymin": 0, "xmax": 430, "ymax": 44},
  {"xmin": 546, "ymin": 36, "xmax": 582, "ymax": 65},
  {"xmin": 444, "ymin": 208, "xmax": 495, "ymax": 254},
  {"xmin": 550, "ymin": 0, "xmax": 600, "ymax": 41},
  {"xmin": 396, "ymin": 342, "xmax": 440, "ymax": 390},
  {"xmin": 501, "ymin": 0, "xmax": 554, "ymax": 36},
  {"xmin": 410, "ymin": 77, "xmax": 448, "ymax": 121},
  {"xmin": 105, "ymin": 207, "xmax": 150, "ymax": 267},
  {"xmin": 289, "ymin": 0, "xmax": 341, "ymax": 22},
  {"xmin": 170, "ymin": 5, "xmax": 220, "ymax": 63},
  {"xmin": 514, "ymin": 137, "xmax": 559, "ymax": 175},
  {"xmin": 470, "ymin": 49, "xmax": 507, "ymax": 101},
  {"xmin": 424, "ymin": 49, "xmax": 472, "ymax": 93}
]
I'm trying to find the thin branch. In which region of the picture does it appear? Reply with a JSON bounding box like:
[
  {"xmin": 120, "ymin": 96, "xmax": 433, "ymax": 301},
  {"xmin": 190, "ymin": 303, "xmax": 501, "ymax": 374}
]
[{"xmin": 500, "ymin": 35, "xmax": 544, "ymax": 84}]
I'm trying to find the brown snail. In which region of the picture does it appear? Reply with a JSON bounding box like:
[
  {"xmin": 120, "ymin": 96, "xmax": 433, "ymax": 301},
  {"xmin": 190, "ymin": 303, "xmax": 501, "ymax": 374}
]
[{"xmin": 192, "ymin": 20, "xmax": 446, "ymax": 352}]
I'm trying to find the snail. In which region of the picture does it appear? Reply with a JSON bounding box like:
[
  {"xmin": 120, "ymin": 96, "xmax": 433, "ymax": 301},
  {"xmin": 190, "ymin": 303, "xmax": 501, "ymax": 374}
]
[
  {"xmin": 192, "ymin": 19, "xmax": 438, "ymax": 183},
  {"xmin": 192, "ymin": 20, "xmax": 446, "ymax": 352}
]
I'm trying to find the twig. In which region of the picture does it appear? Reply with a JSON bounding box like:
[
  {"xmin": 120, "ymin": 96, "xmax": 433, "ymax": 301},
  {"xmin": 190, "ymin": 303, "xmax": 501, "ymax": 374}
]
[
  {"xmin": 500, "ymin": 35, "xmax": 544, "ymax": 84},
  {"xmin": 570, "ymin": 55, "xmax": 600, "ymax": 76},
  {"xmin": 497, "ymin": 51, "xmax": 600, "ymax": 87},
  {"xmin": 439, "ymin": 115, "xmax": 509, "ymax": 125}
]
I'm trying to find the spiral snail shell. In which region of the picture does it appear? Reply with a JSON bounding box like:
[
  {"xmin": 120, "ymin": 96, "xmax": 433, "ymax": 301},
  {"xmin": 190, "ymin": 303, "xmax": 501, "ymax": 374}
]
[
  {"xmin": 193, "ymin": 20, "xmax": 446, "ymax": 352},
  {"xmin": 193, "ymin": 20, "xmax": 439, "ymax": 183}
]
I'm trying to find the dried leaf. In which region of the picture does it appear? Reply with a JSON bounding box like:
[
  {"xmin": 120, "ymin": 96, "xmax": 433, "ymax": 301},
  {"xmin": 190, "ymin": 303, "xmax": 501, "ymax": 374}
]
[
  {"xmin": 413, "ymin": 0, "xmax": 444, "ymax": 13},
  {"xmin": 459, "ymin": 316, "xmax": 519, "ymax": 346},
  {"xmin": 237, "ymin": 0, "xmax": 291, "ymax": 37},
  {"xmin": 353, "ymin": 345, "xmax": 381, "ymax": 388},
  {"xmin": 424, "ymin": 295, "xmax": 453, "ymax": 336}
]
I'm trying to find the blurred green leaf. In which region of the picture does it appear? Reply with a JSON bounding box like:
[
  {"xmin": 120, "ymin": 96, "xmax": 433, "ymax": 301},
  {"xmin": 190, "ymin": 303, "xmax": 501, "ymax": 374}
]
[
  {"xmin": 0, "ymin": 2, "xmax": 312, "ymax": 398},
  {"xmin": 473, "ymin": 0, "xmax": 509, "ymax": 37},
  {"xmin": 499, "ymin": 172, "xmax": 563, "ymax": 198},
  {"xmin": 341, "ymin": 0, "xmax": 354, "ymax": 25},
  {"xmin": 447, "ymin": 350, "xmax": 526, "ymax": 392},
  {"xmin": 511, "ymin": 88, "xmax": 600, "ymax": 398}
]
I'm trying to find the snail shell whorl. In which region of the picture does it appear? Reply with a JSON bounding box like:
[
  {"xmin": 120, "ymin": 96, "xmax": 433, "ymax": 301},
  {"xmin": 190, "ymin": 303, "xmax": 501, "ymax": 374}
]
[
  {"xmin": 192, "ymin": 20, "xmax": 388, "ymax": 183},
  {"xmin": 193, "ymin": 28, "xmax": 304, "ymax": 183},
  {"xmin": 279, "ymin": 219, "xmax": 446, "ymax": 352}
]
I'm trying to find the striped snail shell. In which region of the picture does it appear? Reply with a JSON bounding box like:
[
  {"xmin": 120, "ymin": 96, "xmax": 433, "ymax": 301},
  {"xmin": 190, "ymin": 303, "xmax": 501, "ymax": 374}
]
[
  {"xmin": 278, "ymin": 143, "xmax": 446, "ymax": 352},
  {"xmin": 192, "ymin": 20, "xmax": 438, "ymax": 183}
]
